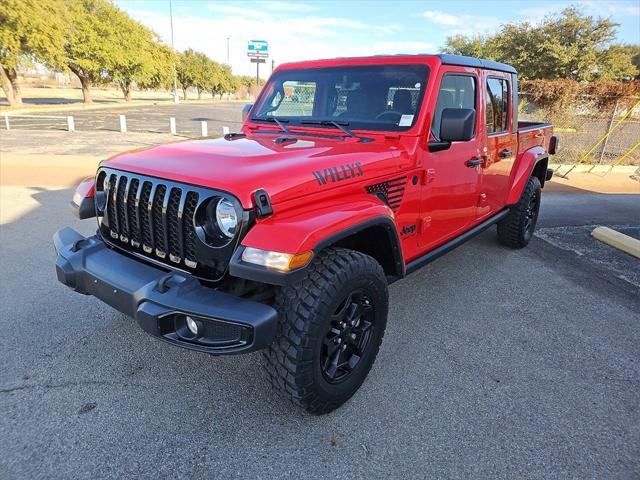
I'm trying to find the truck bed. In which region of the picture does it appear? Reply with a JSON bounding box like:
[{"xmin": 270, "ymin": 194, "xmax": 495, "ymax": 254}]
[{"xmin": 517, "ymin": 121, "xmax": 553, "ymax": 155}]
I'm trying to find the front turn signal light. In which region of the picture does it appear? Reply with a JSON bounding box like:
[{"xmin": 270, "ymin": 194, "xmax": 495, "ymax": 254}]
[{"xmin": 241, "ymin": 247, "xmax": 313, "ymax": 272}]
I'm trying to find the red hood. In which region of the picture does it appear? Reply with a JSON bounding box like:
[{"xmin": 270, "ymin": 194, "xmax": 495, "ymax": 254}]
[{"xmin": 102, "ymin": 133, "xmax": 404, "ymax": 208}]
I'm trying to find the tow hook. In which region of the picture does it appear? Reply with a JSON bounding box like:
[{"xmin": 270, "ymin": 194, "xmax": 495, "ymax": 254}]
[{"xmin": 155, "ymin": 273, "xmax": 187, "ymax": 294}]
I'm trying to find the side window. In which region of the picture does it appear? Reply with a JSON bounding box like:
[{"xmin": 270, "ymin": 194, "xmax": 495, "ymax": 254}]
[
  {"xmin": 431, "ymin": 74, "xmax": 476, "ymax": 140},
  {"xmin": 486, "ymin": 78, "xmax": 509, "ymax": 134}
]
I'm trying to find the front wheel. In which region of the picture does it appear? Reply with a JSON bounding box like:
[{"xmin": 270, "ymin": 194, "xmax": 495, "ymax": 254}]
[
  {"xmin": 263, "ymin": 248, "xmax": 388, "ymax": 415},
  {"xmin": 497, "ymin": 176, "xmax": 542, "ymax": 248}
]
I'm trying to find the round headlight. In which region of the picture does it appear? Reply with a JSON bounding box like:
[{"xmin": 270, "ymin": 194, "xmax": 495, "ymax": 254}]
[{"xmin": 215, "ymin": 198, "xmax": 238, "ymax": 238}]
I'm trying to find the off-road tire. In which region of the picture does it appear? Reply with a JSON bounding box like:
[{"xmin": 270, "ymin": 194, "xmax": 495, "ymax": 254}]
[
  {"xmin": 263, "ymin": 247, "xmax": 388, "ymax": 415},
  {"xmin": 497, "ymin": 176, "xmax": 542, "ymax": 248}
]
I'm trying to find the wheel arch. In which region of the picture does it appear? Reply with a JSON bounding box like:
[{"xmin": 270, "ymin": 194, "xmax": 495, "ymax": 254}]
[
  {"xmin": 531, "ymin": 156, "xmax": 549, "ymax": 188},
  {"xmin": 314, "ymin": 216, "xmax": 404, "ymax": 282},
  {"xmin": 229, "ymin": 196, "xmax": 404, "ymax": 286},
  {"xmin": 507, "ymin": 146, "xmax": 548, "ymax": 205}
]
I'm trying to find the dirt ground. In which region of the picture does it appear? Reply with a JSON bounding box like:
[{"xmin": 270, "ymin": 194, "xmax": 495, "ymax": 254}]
[{"xmin": 545, "ymin": 171, "xmax": 640, "ymax": 194}]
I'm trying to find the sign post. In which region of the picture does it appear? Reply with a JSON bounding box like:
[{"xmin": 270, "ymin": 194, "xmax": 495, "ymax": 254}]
[{"xmin": 247, "ymin": 40, "xmax": 268, "ymax": 88}]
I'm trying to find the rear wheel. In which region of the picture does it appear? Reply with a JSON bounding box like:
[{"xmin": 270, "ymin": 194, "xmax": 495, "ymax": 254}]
[
  {"xmin": 263, "ymin": 247, "xmax": 388, "ymax": 415},
  {"xmin": 497, "ymin": 176, "xmax": 541, "ymax": 248}
]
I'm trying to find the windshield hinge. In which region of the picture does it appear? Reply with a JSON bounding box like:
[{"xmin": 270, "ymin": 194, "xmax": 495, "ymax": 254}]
[{"xmin": 254, "ymin": 189, "xmax": 273, "ymax": 217}]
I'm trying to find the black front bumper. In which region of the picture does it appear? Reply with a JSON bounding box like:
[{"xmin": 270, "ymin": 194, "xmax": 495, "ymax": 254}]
[{"xmin": 53, "ymin": 227, "xmax": 278, "ymax": 355}]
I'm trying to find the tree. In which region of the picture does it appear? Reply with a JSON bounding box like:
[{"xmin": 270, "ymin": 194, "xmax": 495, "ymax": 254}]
[
  {"xmin": 193, "ymin": 52, "xmax": 215, "ymax": 100},
  {"xmin": 442, "ymin": 7, "xmax": 638, "ymax": 81},
  {"xmin": 619, "ymin": 44, "xmax": 640, "ymax": 79},
  {"xmin": 65, "ymin": 0, "xmax": 171, "ymax": 102},
  {"xmin": 223, "ymin": 66, "xmax": 240, "ymax": 98},
  {"xmin": 220, "ymin": 65, "xmax": 239, "ymax": 99},
  {"xmin": 600, "ymin": 45, "xmax": 639, "ymax": 80},
  {"xmin": 489, "ymin": 22, "xmax": 552, "ymax": 79},
  {"xmin": 210, "ymin": 63, "xmax": 231, "ymax": 99},
  {"xmin": 629, "ymin": 45, "xmax": 640, "ymax": 79},
  {"xmin": 0, "ymin": 0, "xmax": 67, "ymax": 106},
  {"xmin": 539, "ymin": 7, "xmax": 618, "ymax": 81},
  {"xmin": 176, "ymin": 49, "xmax": 200, "ymax": 100},
  {"xmin": 65, "ymin": 0, "xmax": 121, "ymax": 103},
  {"xmin": 107, "ymin": 14, "xmax": 163, "ymax": 101},
  {"xmin": 443, "ymin": 34, "xmax": 497, "ymax": 59},
  {"xmin": 237, "ymin": 76, "xmax": 255, "ymax": 89},
  {"xmin": 137, "ymin": 43, "xmax": 175, "ymax": 91}
]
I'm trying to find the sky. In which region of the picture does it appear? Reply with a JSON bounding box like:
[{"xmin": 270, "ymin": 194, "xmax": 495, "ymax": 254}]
[{"xmin": 114, "ymin": 0, "xmax": 640, "ymax": 78}]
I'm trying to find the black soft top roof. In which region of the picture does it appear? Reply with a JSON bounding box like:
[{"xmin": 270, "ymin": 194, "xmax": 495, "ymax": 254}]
[{"xmin": 437, "ymin": 54, "xmax": 517, "ymax": 74}]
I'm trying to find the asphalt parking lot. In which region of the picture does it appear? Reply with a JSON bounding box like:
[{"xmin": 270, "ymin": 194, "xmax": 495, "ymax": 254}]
[
  {"xmin": 1, "ymin": 132, "xmax": 639, "ymax": 478},
  {"xmin": 3, "ymin": 102, "xmax": 245, "ymax": 137}
]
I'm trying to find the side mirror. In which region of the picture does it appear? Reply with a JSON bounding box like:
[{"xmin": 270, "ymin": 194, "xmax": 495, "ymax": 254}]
[
  {"xmin": 242, "ymin": 103, "xmax": 253, "ymax": 122},
  {"xmin": 440, "ymin": 108, "xmax": 475, "ymax": 142}
]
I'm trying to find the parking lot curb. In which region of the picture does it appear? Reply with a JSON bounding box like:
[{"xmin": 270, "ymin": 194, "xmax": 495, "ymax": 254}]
[
  {"xmin": 550, "ymin": 164, "xmax": 639, "ymax": 174},
  {"xmin": 591, "ymin": 226, "xmax": 640, "ymax": 259}
]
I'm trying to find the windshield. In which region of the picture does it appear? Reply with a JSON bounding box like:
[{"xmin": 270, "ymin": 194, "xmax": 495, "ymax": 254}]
[{"xmin": 254, "ymin": 64, "xmax": 429, "ymax": 132}]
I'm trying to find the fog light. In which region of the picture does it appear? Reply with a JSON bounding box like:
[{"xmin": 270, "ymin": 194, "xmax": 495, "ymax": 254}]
[{"xmin": 186, "ymin": 316, "xmax": 199, "ymax": 335}]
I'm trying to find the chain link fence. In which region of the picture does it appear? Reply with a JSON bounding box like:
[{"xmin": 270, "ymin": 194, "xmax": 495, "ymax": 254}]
[{"xmin": 519, "ymin": 93, "xmax": 640, "ymax": 166}]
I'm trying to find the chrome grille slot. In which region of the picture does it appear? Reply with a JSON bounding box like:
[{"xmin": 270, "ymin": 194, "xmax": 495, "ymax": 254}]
[
  {"xmin": 166, "ymin": 188, "xmax": 182, "ymax": 263},
  {"xmin": 106, "ymin": 174, "xmax": 118, "ymax": 236},
  {"xmin": 126, "ymin": 178, "xmax": 140, "ymax": 246},
  {"xmin": 152, "ymin": 184, "xmax": 167, "ymax": 257},
  {"xmin": 183, "ymin": 192, "xmax": 199, "ymax": 267},
  {"xmin": 116, "ymin": 176, "xmax": 128, "ymax": 242},
  {"xmin": 139, "ymin": 181, "xmax": 153, "ymax": 250}
]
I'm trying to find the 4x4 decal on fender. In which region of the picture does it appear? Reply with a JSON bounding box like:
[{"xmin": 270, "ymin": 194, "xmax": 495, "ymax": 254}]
[{"xmin": 312, "ymin": 162, "xmax": 363, "ymax": 186}]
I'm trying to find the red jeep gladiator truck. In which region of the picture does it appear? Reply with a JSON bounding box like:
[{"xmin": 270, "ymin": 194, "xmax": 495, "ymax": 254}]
[{"xmin": 54, "ymin": 54, "xmax": 556, "ymax": 414}]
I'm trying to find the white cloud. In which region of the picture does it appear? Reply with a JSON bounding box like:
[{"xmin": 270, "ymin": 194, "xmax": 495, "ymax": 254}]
[
  {"xmin": 421, "ymin": 9, "xmax": 501, "ymax": 36},
  {"xmin": 262, "ymin": 1, "xmax": 319, "ymax": 12},
  {"xmin": 124, "ymin": 7, "xmax": 406, "ymax": 78},
  {"xmin": 519, "ymin": 1, "xmax": 640, "ymax": 24},
  {"xmin": 421, "ymin": 10, "xmax": 463, "ymax": 26},
  {"xmin": 206, "ymin": 3, "xmax": 269, "ymax": 18}
]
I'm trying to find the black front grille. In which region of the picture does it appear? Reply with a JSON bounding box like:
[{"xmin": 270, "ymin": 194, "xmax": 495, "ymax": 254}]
[{"xmin": 96, "ymin": 168, "xmax": 244, "ymax": 280}]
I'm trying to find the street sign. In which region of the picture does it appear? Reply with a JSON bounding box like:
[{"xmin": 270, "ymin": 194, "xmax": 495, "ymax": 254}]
[
  {"xmin": 247, "ymin": 40, "xmax": 268, "ymax": 58},
  {"xmin": 248, "ymin": 40, "xmax": 269, "ymax": 88}
]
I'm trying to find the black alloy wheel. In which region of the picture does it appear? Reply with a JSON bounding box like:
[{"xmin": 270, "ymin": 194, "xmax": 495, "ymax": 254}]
[
  {"xmin": 263, "ymin": 247, "xmax": 388, "ymax": 414},
  {"xmin": 497, "ymin": 176, "xmax": 542, "ymax": 248},
  {"xmin": 523, "ymin": 187, "xmax": 541, "ymax": 241},
  {"xmin": 321, "ymin": 289, "xmax": 375, "ymax": 383}
]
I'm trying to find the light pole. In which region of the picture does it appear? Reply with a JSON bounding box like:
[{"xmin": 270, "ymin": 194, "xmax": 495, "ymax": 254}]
[
  {"xmin": 226, "ymin": 36, "xmax": 230, "ymax": 65},
  {"xmin": 169, "ymin": 0, "xmax": 179, "ymax": 104}
]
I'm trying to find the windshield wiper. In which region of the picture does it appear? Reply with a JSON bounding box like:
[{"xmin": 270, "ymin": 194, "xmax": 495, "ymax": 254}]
[
  {"xmin": 251, "ymin": 116, "xmax": 290, "ymax": 134},
  {"xmin": 301, "ymin": 119, "xmax": 356, "ymax": 138}
]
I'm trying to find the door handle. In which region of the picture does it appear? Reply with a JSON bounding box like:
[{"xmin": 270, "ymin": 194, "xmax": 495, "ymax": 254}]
[
  {"xmin": 499, "ymin": 149, "xmax": 512, "ymax": 158},
  {"xmin": 466, "ymin": 157, "xmax": 484, "ymax": 167}
]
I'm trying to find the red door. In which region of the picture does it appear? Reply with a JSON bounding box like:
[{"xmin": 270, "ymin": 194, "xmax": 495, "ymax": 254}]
[
  {"xmin": 418, "ymin": 67, "xmax": 482, "ymax": 252},
  {"xmin": 478, "ymin": 71, "xmax": 517, "ymax": 219}
]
